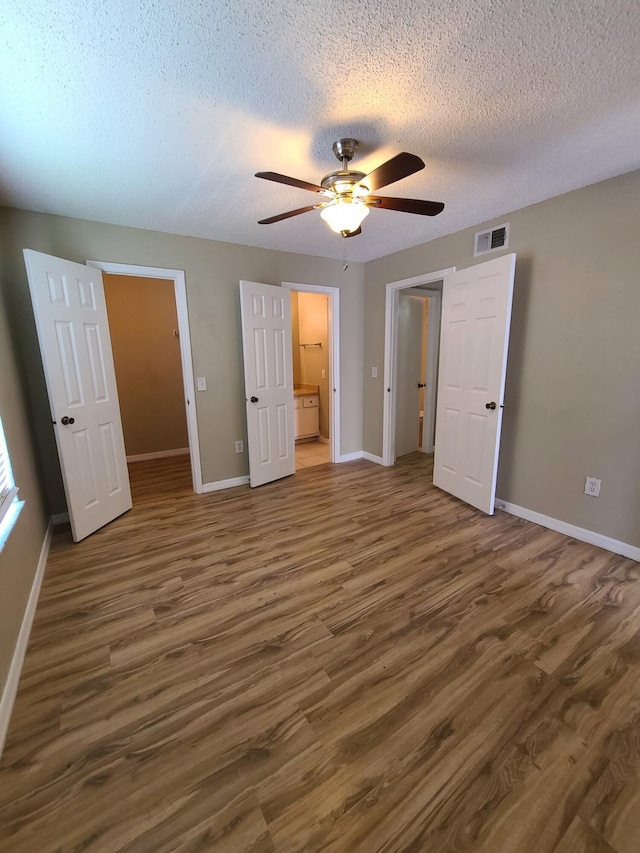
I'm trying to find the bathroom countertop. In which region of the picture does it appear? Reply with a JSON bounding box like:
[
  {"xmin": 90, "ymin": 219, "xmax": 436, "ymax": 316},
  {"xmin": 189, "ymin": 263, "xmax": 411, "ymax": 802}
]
[{"xmin": 294, "ymin": 384, "xmax": 319, "ymax": 397}]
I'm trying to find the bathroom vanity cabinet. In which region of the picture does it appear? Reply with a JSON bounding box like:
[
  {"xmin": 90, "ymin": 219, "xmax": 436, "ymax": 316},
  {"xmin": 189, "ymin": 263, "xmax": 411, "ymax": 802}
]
[{"xmin": 294, "ymin": 393, "xmax": 319, "ymax": 440}]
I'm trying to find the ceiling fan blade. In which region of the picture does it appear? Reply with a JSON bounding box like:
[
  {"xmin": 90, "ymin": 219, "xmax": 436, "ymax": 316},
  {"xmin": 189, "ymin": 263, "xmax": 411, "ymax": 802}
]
[
  {"xmin": 255, "ymin": 171, "xmax": 325, "ymax": 194},
  {"xmin": 343, "ymin": 227, "xmax": 362, "ymax": 238},
  {"xmin": 258, "ymin": 204, "xmax": 320, "ymax": 225},
  {"xmin": 367, "ymin": 196, "xmax": 444, "ymax": 216},
  {"xmin": 362, "ymin": 152, "xmax": 425, "ymax": 192}
]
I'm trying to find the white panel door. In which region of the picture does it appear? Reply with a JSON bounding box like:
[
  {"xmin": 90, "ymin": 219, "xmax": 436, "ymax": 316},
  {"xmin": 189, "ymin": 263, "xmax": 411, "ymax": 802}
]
[
  {"xmin": 24, "ymin": 249, "xmax": 132, "ymax": 541},
  {"xmin": 240, "ymin": 280, "xmax": 295, "ymax": 488},
  {"xmin": 394, "ymin": 294, "xmax": 424, "ymax": 457},
  {"xmin": 433, "ymin": 253, "xmax": 516, "ymax": 514}
]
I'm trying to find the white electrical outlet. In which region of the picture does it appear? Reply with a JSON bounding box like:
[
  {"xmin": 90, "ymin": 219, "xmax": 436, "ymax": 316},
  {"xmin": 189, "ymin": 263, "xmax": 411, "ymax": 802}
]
[
  {"xmin": 321, "ymin": 369, "xmax": 326, "ymax": 379},
  {"xmin": 196, "ymin": 376, "xmax": 207, "ymax": 392},
  {"xmin": 585, "ymin": 477, "xmax": 601, "ymax": 497},
  {"xmin": 371, "ymin": 366, "xmax": 378, "ymax": 378},
  {"xmin": 235, "ymin": 440, "xmax": 244, "ymax": 453}
]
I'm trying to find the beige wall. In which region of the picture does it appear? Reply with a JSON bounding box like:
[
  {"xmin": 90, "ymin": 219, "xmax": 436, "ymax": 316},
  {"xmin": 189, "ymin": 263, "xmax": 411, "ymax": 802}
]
[
  {"xmin": 364, "ymin": 170, "xmax": 640, "ymax": 548},
  {"xmin": 0, "ymin": 210, "xmax": 49, "ymax": 701},
  {"xmin": 296, "ymin": 292, "xmax": 330, "ymax": 439},
  {"xmin": 103, "ymin": 274, "xmax": 188, "ymax": 457},
  {"xmin": 2, "ymin": 209, "xmax": 364, "ymax": 510}
]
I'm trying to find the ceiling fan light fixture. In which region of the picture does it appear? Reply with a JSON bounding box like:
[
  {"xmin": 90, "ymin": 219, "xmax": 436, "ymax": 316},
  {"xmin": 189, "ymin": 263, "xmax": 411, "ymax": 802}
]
[{"xmin": 320, "ymin": 198, "xmax": 369, "ymax": 235}]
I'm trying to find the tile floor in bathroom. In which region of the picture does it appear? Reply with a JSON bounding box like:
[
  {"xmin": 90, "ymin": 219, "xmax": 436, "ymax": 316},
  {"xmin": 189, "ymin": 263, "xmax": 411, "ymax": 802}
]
[{"xmin": 295, "ymin": 439, "xmax": 330, "ymax": 469}]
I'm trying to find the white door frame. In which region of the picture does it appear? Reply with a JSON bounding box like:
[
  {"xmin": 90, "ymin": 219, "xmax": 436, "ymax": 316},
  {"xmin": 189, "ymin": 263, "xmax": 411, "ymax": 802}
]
[
  {"xmin": 87, "ymin": 260, "xmax": 203, "ymax": 493},
  {"xmin": 281, "ymin": 282, "xmax": 341, "ymax": 463},
  {"xmin": 382, "ymin": 268, "xmax": 455, "ymax": 466}
]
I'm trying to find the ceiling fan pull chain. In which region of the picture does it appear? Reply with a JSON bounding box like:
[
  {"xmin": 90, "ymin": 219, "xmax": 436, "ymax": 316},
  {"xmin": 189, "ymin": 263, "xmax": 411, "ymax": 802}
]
[{"xmin": 342, "ymin": 242, "xmax": 349, "ymax": 272}]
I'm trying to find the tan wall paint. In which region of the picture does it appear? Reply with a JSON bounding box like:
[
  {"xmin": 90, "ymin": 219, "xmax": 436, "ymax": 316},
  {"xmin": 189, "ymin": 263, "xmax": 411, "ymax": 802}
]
[
  {"xmin": 296, "ymin": 292, "xmax": 330, "ymax": 439},
  {"xmin": 363, "ymin": 170, "xmax": 640, "ymax": 548},
  {"xmin": 0, "ymin": 209, "xmax": 49, "ymax": 700},
  {"xmin": 3, "ymin": 209, "xmax": 364, "ymax": 509},
  {"xmin": 103, "ymin": 274, "xmax": 188, "ymax": 457}
]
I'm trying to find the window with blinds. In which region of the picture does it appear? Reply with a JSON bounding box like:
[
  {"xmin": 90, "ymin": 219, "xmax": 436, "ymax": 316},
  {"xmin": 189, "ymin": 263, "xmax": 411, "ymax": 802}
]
[{"xmin": 0, "ymin": 418, "xmax": 18, "ymax": 529}]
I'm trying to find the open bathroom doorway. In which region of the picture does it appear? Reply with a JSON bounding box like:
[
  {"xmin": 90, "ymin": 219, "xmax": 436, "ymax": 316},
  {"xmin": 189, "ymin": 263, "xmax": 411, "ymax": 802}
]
[{"xmin": 282, "ymin": 282, "xmax": 340, "ymax": 470}]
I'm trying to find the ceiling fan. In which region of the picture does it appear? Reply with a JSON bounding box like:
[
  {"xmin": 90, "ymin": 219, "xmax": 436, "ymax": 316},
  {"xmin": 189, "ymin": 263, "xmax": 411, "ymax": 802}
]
[{"xmin": 256, "ymin": 139, "xmax": 444, "ymax": 238}]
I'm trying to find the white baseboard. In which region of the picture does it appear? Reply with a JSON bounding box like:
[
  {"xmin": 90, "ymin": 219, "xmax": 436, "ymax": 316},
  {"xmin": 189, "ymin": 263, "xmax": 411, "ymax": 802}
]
[
  {"xmin": 362, "ymin": 452, "xmax": 385, "ymax": 465},
  {"xmin": 496, "ymin": 499, "xmax": 640, "ymax": 562},
  {"xmin": 127, "ymin": 448, "xmax": 190, "ymax": 463},
  {"xmin": 0, "ymin": 518, "xmax": 53, "ymax": 759},
  {"xmin": 201, "ymin": 475, "xmax": 250, "ymax": 493},
  {"xmin": 338, "ymin": 451, "xmax": 363, "ymax": 463}
]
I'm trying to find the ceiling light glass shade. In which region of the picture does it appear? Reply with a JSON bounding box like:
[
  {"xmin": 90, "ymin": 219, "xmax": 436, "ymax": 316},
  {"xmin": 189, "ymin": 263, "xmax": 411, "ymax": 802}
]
[{"xmin": 320, "ymin": 198, "xmax": 370, "ymax": 234}]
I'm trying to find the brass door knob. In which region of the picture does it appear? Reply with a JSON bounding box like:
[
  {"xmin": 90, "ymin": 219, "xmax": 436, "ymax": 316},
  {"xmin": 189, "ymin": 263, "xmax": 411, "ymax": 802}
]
[{"xmin": 485, "ymin": 402, "xmax": 497, "ymax": 410}]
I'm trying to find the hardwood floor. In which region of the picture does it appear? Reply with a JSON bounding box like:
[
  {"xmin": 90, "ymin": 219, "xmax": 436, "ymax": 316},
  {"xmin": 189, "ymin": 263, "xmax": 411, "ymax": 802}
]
[{"xmin": 1, "ymin": 454, "xmax": 639, "ymax": 852}]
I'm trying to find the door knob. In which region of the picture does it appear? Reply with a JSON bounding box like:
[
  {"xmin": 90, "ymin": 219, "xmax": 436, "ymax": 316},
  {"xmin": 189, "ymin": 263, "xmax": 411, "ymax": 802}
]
[
  {"xmin": 417, "ymin": 383, "xmax": 426, "ymax": 388},
  {"xmin": 250, "ymin": 396, "xmax": 259, "ymax": 403},
  {"xmin": 485, "ymin": 402, "xmax": 497, "ymax": 410},
  {"xmin": 60, "ymin": 415, "xmax": 75, "ymax": 425}
]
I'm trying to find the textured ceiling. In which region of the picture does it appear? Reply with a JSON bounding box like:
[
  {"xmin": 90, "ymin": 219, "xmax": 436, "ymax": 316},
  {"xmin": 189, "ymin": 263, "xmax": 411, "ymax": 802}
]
[{"xmin": 2, "ymin": 0, "xmax": 639, "ymax": 262}]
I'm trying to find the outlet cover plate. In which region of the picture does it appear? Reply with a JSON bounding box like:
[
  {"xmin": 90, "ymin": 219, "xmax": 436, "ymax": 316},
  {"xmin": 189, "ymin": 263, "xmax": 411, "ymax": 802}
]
[{"xmin": 585, "ymin": 477, "xmax": 601, "ymax": 497}]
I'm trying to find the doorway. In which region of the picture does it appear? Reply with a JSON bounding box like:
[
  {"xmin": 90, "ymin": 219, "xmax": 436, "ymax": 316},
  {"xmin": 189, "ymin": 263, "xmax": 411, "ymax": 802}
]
[
  {"xmin": 290, "ymin": 290, "xmax": 330, "ymax": 470},
  {"xmin": 103, "ymin": 273, "xmax": 189, "ymax": 463},
  {"xmin": 282, "ymin": 282, "xmax": 340, "ymax": 467},
  {"xmin": 394, "ymin": 287, "xmax": 441, "ymax": 458},
  {"xmin": 383, "ymin": 268, "xmax": 453, "ymax": 467},
  {"xmin": 87, "ymin": 260, "xmax": 202, "ymax": 492}
]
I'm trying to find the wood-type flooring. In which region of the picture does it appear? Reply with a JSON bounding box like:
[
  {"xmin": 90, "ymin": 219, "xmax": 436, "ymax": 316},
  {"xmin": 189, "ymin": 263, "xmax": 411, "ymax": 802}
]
[{"xmin": 1, "ymin": 454, "xmax": 639, "ymax": 852}]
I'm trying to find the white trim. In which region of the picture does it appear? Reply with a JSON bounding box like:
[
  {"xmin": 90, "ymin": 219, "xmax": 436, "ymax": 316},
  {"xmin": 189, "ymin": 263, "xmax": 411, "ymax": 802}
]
[
  {"xmin": 282, "ymin": 283, "xmax": 341, "ymax": 463},
  {"xmin": 86, "ymin": 261, "xmax": 203, "ymax": 494},
  {"xmin": 338, "ymin": 451, "xmax": 364, "ymax": 462},
  {"xmin": 51, "ymin": 512, "xmax": 69, "ymax": 526},
  {"xmin": 497, "ymin": 500, "xmax": 640, "ymax": 562},
  {"xmin": 362, "ymin": 451, "xmax": 385, "ymax": 465},
  {"xmin": 0, "ymin": 499, "xmax": 24, "ymax": 553},
  {"xmin": 382, "ymin": 268, "xmax": 454, "ymax": 466},
  {"xmin": 0, "ymin": 489, "xmax": 18, "ymax": 531},
  {"xmin": 127, "ymin": 448, "xmax": 189, "ymax": 463},
  {"xmin": 0, "ymin": 418, "xmax": 18, "ymax": 530},
  {"xmin": 201, "ymin": 475, "xmax": 250, "ymax": 493},
  {"xmin": 0, "ymin": 518, "xmax": 53, "ymax": 760}
]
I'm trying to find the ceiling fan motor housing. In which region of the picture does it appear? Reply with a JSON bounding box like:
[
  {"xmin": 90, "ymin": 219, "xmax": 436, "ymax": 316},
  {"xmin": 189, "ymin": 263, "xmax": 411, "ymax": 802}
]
[
  {"xmin": 320, "ymin": 170, "xmax": 368, "ymax": 196},
  {"xmin": 332, "ymin": 138, "xmax": 359, "ymax": 163}
]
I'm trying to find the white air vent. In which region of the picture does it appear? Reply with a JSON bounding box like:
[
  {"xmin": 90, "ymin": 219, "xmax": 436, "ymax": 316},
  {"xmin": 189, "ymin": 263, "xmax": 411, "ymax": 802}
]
[{"xmin": 474, "ymin": 223, "xmax": 509, "ymax": 256}]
